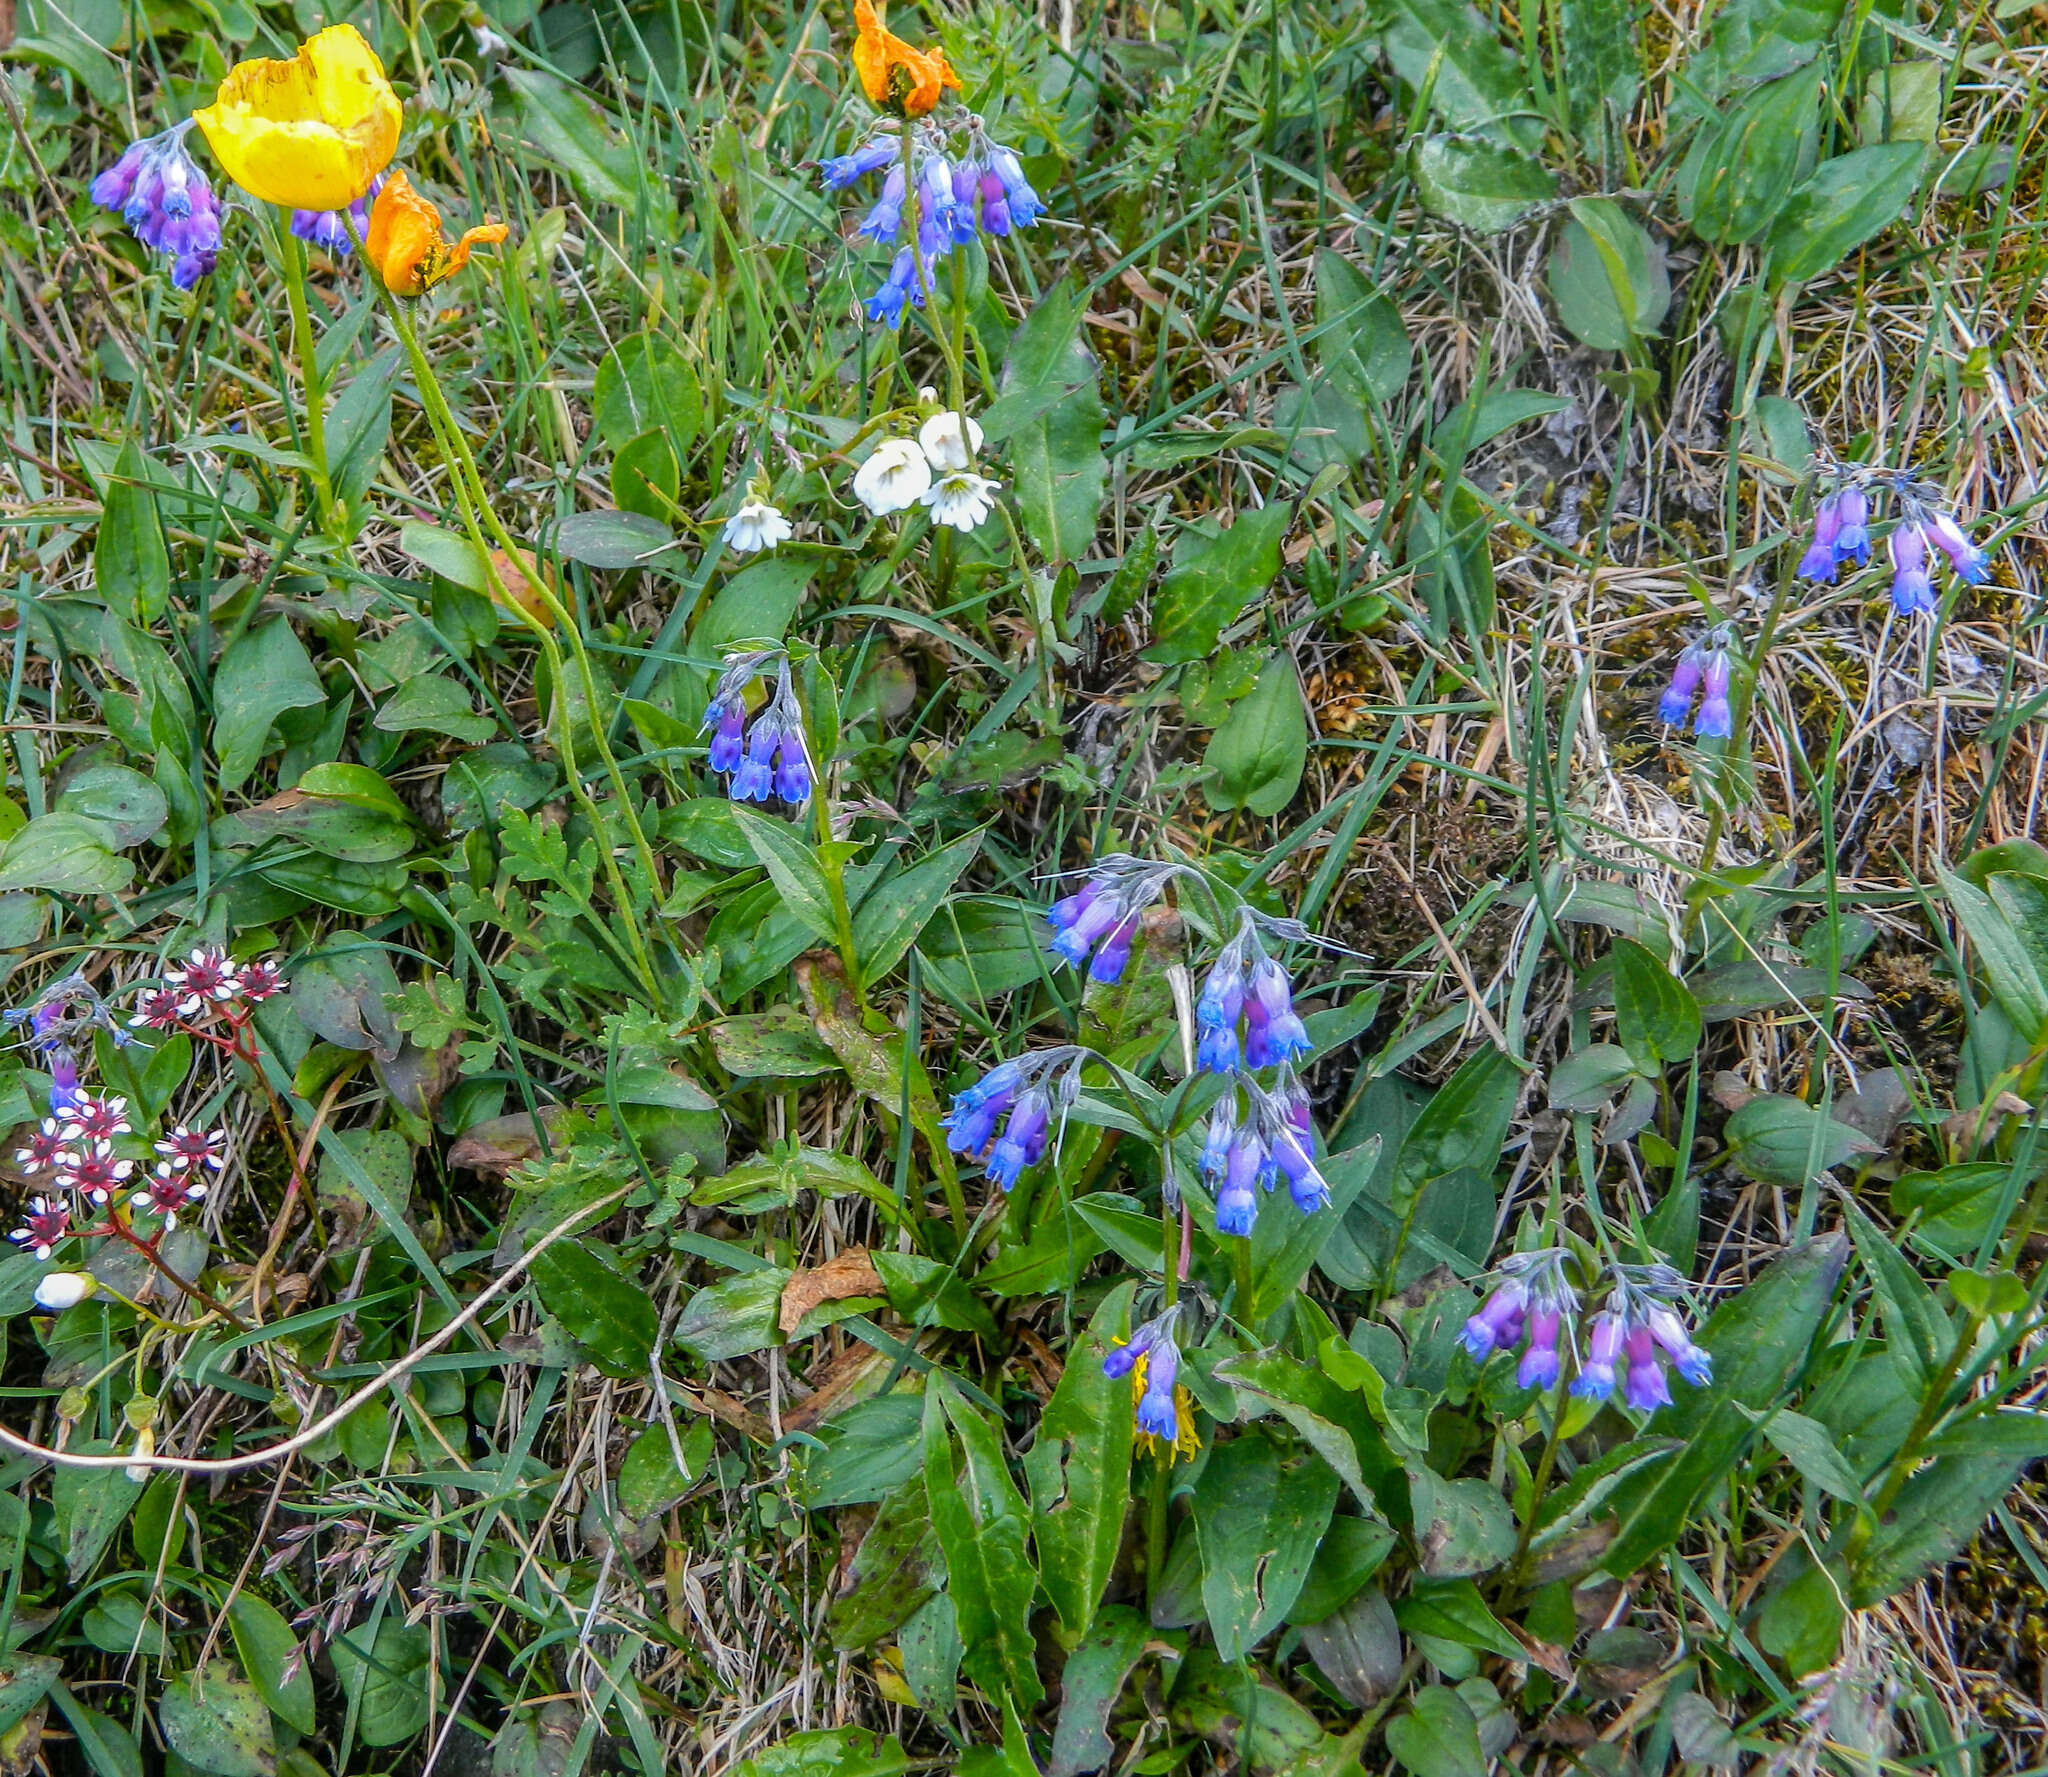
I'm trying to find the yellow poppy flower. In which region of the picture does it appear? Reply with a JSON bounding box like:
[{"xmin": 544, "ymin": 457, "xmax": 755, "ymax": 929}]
[
  {"xmin": 851, "ymin": 0, "xmax": 959, "ymax": 118},
  {"xmin": 363, "ymin": 170, "xmax": 509, "ymax": 296},
  {"xmin": 194, "ymin": 24, "xmax": 402, "ymax": 212}
]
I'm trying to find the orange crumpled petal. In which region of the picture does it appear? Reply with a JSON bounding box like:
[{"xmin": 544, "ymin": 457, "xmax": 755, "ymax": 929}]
[
  {"xmin": 851, "ymin": 0, "xmax": 960, "ymax": 117},
  {"xmin": 363, "ymin": 169, "xmax": 510, "ymax": 296}
]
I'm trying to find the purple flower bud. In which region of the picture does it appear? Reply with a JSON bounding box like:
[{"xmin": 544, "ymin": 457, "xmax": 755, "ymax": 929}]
[
  {"xmin": 730, "ymin": 715, "xmax": 779, "ymax": 802},
  {"xmin": 1136, "ymin": 1336, "xmax": 1181, "ymax": 1437},
  {"xmin": 1048, "ymin": 880, "xmax": 1104, "ymax": 931},
  {"xmin": 857, "ymin": 165, "xmax": 907, "ymax": 244},
  {"xmin": 864, "ymin": 247, "xmax": 925, "ymax": 328},
  {"xmin": 1927, "ymin": 512, "xmax": 1988, "ymax": 585},
  {"xmin": 1833, "ymin": 488, "xmax": 1870, "ymax": 564},
  {"xmin": 1088, "ymin": 915, "xmax": 1140, "ymax": 984},
  {"xmin": 707, "ymin": 699, "xmax": 747, "ymax": 773},
  {"xmin": 1245, "ymin": 957, "xmax": 1312, "ymax": 1067},
  {"xmin": 1571, "ymin": 1312, "xmax": 1622, "ymax": 1400},
  {"xmin": 1200, "ymin": 1099, "xmax": 1237, "ymax": 1183},
  {"xmin": 91, "ymin": 138, "xmax": 149, "ymax": 211},
  {"xmin": 988, "ymin": 145, "xmax": 1045, "ymax": 228},
  {"xmin": 1460, "ymin": 1281, "xmax": 1529, "ymax": 1361},
  {"xmin": 1657, "ymin": 650, "xmax": 1703, "ymax": 727},
  {"xmin": 47, "ymin": 1050, "xmax": 80, "ymax": 1121},
  {"xmin": 1622, "ymin": 1325, "xmax": 1672, "ymax": 1410},
  {"xmin": 1644, "ymin": 1304, "xmax": 1713, "ymax": 1387},
  {"xmin": 1693, "ymin": 651, "xmax": 1733, "ymax": 741},
  {"xmin": 1102, "ymin": 1313, "xmax": 1165, "ymax": 1381},
  {"xmin": 1516, "ymin": 1308, "xmax": 1563, "ymax": 1389},
  {"xmin": 986, "ymin": 1088, "xmax": 1051, "ymax": 1190},
  {"xmin": 821, "ymin": 136, "xmax": 899, "ymax": 191},
  {"xmin": 1049, "ymin": 890, "xmax": 1122, "ymax": 968},
  {"xmin": 1216, "ymin": 1129, "xmax": 1264, "ymax": 1236},
  {"xmin": 775, "ymin": 735, "xmax": 812, "ymax": 805},
  {"xmin": 977, "ymin": 169, "xmax": 1012, "ymax": 235}
]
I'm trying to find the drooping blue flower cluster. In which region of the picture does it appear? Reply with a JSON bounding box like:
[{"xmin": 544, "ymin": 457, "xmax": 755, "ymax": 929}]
[
  {"xmin": 1045, "ymin": 855, "xmax": 1180, "ymax": 985},
  {"xmin": 1200, "ymin": 1073, "xmax": 1327, "ymax": 1237},
  {"xmin": 1798, "ymin": 473, "xmax": 1989, "ymax": 616},
  {"xmin": 821, "ymin": 117, "xmax": 1046, "ymax": 327},
  {"xmin": 703, "ymin": 652, "xmax": 813, "ymax": 808},
  {"xmin": 292, "ymin": 174, "xmax": 385, "ymax": 258},
  {"xmin": 1655, "ymin": 626, "xmax": 1736, "ymax": 741},
  {"xmin": 1463, "ymin": 1255, "xmax": 1710, "ymax": 1408},
  {"xmin": 942, "ymin": 1047, "xmax": 1085, "ymax": 1192},
  {"xmin": 1196, "ymin": 910, "xmax": 1314, "ymax": 1074},
  {"xmin": 90, "ymin": 121, "xmax": 223, "ymax": 290},
  {"xmin": 1102, "ymin": 1307, "xmax": 1183, "ymax": 1440}
]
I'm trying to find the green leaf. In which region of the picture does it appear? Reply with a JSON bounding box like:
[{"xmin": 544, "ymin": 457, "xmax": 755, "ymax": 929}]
[
  {"xmin": 530, "ymin": 1243, "xmax": 658, "ymax": 1378},
  {"xmin": 1757, "ymin": 1564, "xmax": 1844, "ymax": 1676},
  {"xmin": 827, "ymin": 1474, "xmax": 942, "ymax": 1649},
  {"xmin": 1192, "ymin": 1436, "xmax": 1340, "ymax": 1662},
  {"xmin": 227, "ymin": 762, "xmax": 416, "ymax": 865},
  {"xmin": 328, "ymin": 348, "xmax": 397, "ymax": 510},
  {"xmin": 56, "ymin": 764, "xmax": 165, "ymax": 848},
  {"xmin": 1047, "ymin": 1605, "xmax": 1150, "ymax": 1777},
  {"xmin": 0, "ymin": 1656, "xmax": 58, "ymax": 1736},
  {"xmin": 1393, "ymin": 1578, "xmax": 1522, "ymax": 1662},
  {"xmin": 851, "ymin": 830, "xmax": 984, "ymax": 982},
  {"xmin": 1023, "ymin": 1280, "xmax": 1136, "ymax": 1640},
  {"xmin": 1766, "ymin": 143, "xmax": 1927, "ymax": 285},
  {"xmin": 1408, "ymin": 1466, "xmax": 1517, "ymax": 1578},
  {"xmin": 1385, "ymin": 1685, "xmax": 1486, "ymax": 1777},
  {"xmin": 595, "ymin": 331, "xmax": 703, "ymax": 458},
  {"xmin": 673, "ymin": 1268, "xmax": 787, "ymax": 1362},
  {"xmin": 708, "ymin": 1012, "xmax": 842, "ymax": 1081},
  {"xmin": 618, "ymin": 1418, "xmax": 713, "ymax": 1519},
  {"xmin": 1755, "ymin": 1408, "xmax": 1863, "ymax": 1502},
  {"xmin": 1381, "ymin": 0, "xmax": 1544, "ymax": 146},
  {"xmin": 0, "ymin": 813, "xmax": 132, "ymax": 895},
  {"xmin": 1676, "ymin": 66, "xmax": 1822, "ymax": 245},
  {"xmin": 1850, "ymin": 1439, "xmax": 2033, "ymax": 1606},
  {"xmin": 1252, "ymin": 1138, "xmax": 1382, "ymax": 1323},
  {"xmin": 1314, "ymin": 249, "xmax": 1411, "ymax": 403},
  {"xmin": 501, "ymin": 67, "xmax": 643, "ymax": 209},
  {"xmin": 736, "ymin": 1729, "xmax": 911, "ymax": 1777},
  {"xmin": 1560, "ymin": 0, "xmax": 1641, "ymax": 138},
  {"xmin": 1683, "ymin": 0, "xmax": 1845, "ymax": 97},
  {"xmin": 96, "ymin": 439, "xmax": 171, "ymax": 626},
  {"xmin": 1143, "ymin": 503, "xmax": 1292, "ymax": 665},
  {"xmin": 1546, "ymin": 1043, "xmax": 1639, "ymax": 1113},
  {"xmin": 157, "ymin": 1667, "xmax": 275, "ymax": 1777},
  {"xmin": 731, "ymin": 805, "xmax": 840, "ymax": 943},
  {"xmin": 328, "ymin": 1620, "xmax": 432, "ymax": 1747},
  {"xmin": 212, "ymin": 620, "xmax": 327, "ymax": 793},
  {"xmin": 52, "ymin": 1690, "xmax": 142, "ymax": 1777},
  {"xmin": 51, "ymin": 1445, "xmax": 145, "ymax": 1582},
  {"xmin": 1548, "ymin": 198, "xmax": 1670, "ymax": 351},
  {"xmin": 1218, "ymin": 1345, "xmax": 1401, "ymax": 1516},
  {"xmin": 1392, "ymin": 1046, "xmax": 1520, "ymax": 1217},
  {"xmin": 925, "ymin": 1382, "xmax": 1044, "ymax": 1705},
  {"xmin": 1411, "ymin": 135, "xmax": 1556, "ymax": 234},
  {"xmin": 1001, "ymin": 283, "xmax": 1107, "ymax": 565},
  {"xmin": 226, "ymin": 1595, "xmax": 316, "ymax": 1737},
  {"xmin": 1203, "ymin": 655, "xmax": 1309, "ymax": 817},
  {"xmin": 1940, "ymin": 865, "xmax": 2048, "ymax": 1042},
  {"xmin": 374, "ymin": 673, "xmax": 494, "ymax": 744},
  {"xmin": 1609, "ymin": 938, "xmax": 1701, "ymax": 1068},
  {"xmin": 554, "ymin": 509, "xmax": 676, "ymax": 569},
  {"xmin": 1723, "ymin": 1095, "xmax": 1877, "ymax": 1188}
]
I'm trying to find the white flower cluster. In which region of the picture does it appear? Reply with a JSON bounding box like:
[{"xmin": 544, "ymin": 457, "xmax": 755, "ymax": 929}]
[{"xmin": 721, "ymin": 408, "xmax": 1001, "ymax": 557}]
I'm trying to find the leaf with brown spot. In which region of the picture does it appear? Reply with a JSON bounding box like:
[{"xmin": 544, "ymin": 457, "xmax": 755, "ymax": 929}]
[
  {"xmin": 448, "ymin": 1108, "xmax": 564, "ymax": 1174},
  {"xmin": 779, "ymin": 1248, "xmax": 886, "ymax": 1336}
]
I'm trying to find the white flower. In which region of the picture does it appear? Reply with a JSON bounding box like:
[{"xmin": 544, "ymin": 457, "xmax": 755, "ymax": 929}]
[
  {"xmin": 472, "ymin": 22, "xmax": 508, "ymax": 55},
  {"xmin": 725, "ymin": 498, "xmax": 794, "ymax": 555},
  {"xmin": 852, "ymin": 438, "xmax": 932, "ymax": 515},
  {"xmin": 33, "ymin": 1271, "xmax": 97, "ymax": 1311},
  {"xmin": 918, "ymin": 410, "xmax": 984, "ymax": 474},
  {"xmin": 923, "ymin": 471, "xmax": 1002, "ymax": 533},
  {"xmin": 124, "ymin": 1427, "xmax": 154, "ymax": 1484}
]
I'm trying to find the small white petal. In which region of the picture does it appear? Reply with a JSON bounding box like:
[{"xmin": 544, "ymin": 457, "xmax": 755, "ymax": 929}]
[
  {"xmin": 33, "ymin": 1272, "xmax": 96, "ymax": 1311},
  {"xmin": 724, "ymin": 499, "xmax": 794, "ymax": 555},
  {"xmin": 852, "ymin": 438, "xmax": 933, "ymax": 515},
  {"xmin": 918, "ymin": 410, "xmax": 984, "ymax": 474},
  {"xmin": 922, "ymin": 470, "xmax": 1002, "ymax": 533}
]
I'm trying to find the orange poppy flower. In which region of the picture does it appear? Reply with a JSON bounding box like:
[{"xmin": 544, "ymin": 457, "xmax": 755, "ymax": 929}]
[
  {"xmin": 363, "ymin": 169, "xmax": 509, "ymax": 296},
  {"xmin": 851, "ymin": 0, "xmax": 959, "ymax": 118}
]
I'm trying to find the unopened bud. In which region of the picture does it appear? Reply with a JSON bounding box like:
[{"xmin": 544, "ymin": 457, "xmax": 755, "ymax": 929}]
[
  {"xmin": 123, "ymin": 1393, "xmax": 158, "ymax": 1432},
  {"xmin": 34, "ymin": 1271, "xmax": 97, "ymax": 1312}
]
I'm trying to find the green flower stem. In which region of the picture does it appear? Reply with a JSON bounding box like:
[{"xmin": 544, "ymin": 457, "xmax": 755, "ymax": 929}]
[
  {"xmin": 1848, "ymin": 1302, "xmax": 1983, "ymax": 1565},
  {"xmin": 809, "ymin": 748, "xmax": 868, "ymax": 1012},
  {"xmin": 278, "ymin": 225, "xmax": 339, "ymax": 537},
  {"xmin": 374, "ymin": 289, "xmax": 665, "ymax": 1006}
]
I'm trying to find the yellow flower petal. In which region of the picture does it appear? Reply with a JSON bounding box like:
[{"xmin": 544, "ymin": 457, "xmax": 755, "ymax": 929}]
[
  {"xmin": 194, "ymin": 23, "xmax": 401, "ymax": 211},
  {"xmin": 364, "ymin": 169, "xmax": 509, "ymax": 295}
]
